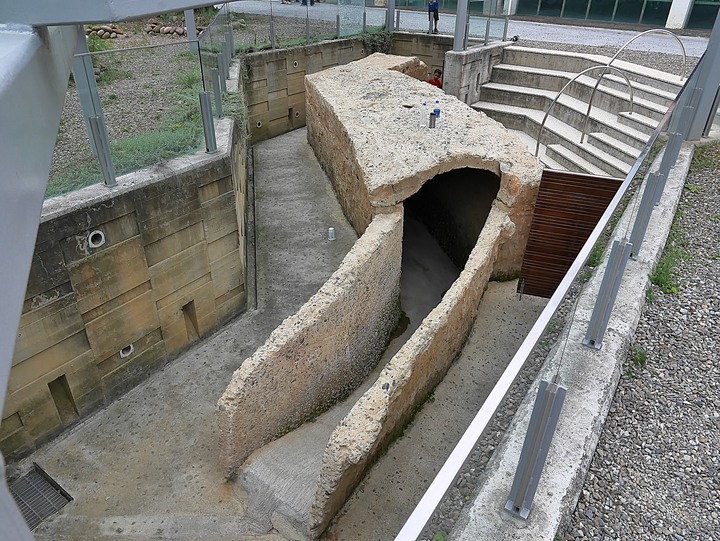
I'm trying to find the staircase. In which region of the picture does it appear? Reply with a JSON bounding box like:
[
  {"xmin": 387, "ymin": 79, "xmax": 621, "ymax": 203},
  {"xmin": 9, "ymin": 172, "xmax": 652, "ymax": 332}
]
[{"xmin": 472, "ymin": 46, "xmax": 685, "ymax": 178}]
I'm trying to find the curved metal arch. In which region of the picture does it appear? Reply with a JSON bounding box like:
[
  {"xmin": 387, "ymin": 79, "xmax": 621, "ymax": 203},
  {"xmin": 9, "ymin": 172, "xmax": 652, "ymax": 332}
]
[
  {"xmin": 535, "ymin": 65, "xmax": 635, "ymax": 157},
  {"xmin": 610, "ymin": 29, "xmax": 687, "ymax": 80},
  {"xmin": 579, "ymin": 29, "xmax": 687, "ymax": 143}
]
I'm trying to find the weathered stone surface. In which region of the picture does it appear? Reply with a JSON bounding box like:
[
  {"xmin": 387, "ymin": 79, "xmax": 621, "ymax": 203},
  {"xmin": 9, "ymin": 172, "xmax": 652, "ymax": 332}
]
[
  {"xmin": 301, "ymin": 53, "xmax": 541, "ymax": 537},
  {"xmin": 216, "ymin": 211, "xmax": 403, "ymax": 478},
  {"xmin": 308, "ymin": 207, "xmax": 514, "ymax": 537},
  {"xmin": 305, "ymin": 52, "xmax": 542, "ymax": 265}
]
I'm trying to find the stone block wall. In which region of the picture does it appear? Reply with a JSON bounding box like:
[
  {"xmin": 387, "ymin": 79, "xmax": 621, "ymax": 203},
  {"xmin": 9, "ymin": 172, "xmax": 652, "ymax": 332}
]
[
  {"xmin": 391, "ymin": 31, "xmax": 453, "ymax": 84},
  {"xmin": 216, "ymin": 211, "xmax": 403, "ymax": 478},
  {"xmin": 444, "ymin": 41, "xmax": 508, "ymax": 104},
  {"xmin": 1, "ymin": 119, "xmax": 247, "ymax": 460},
  {"xmin": 244, "ymin": 38, "xmax": 373, "ymax": 143},
  {"xmin": 308, "ymin": 207, "xmax": 514, "ymax": 537}
]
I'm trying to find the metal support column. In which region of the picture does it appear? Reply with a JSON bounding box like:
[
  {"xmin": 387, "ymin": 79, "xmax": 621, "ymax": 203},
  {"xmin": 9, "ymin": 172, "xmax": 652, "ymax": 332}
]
[
  {"xmin": 386, "ymin": 0, "xmax": 396, "ymax": 31},
  {"xmin": 583, "ymin": 240, "xmax": 633, "ymax": 349},
  {"xmin": 505, "ymin": 377, "xmax": 567, "ymax": 519},
  {"xmin": 0, "ymin": 24, "xmax": 77, "ymax": 540},
  {"xmin": 72, "ymin": 25, "xmax": 105, "ymax": 155},
  {"xmin": 225, "ymin": 23, "xmax": 234, "ymax": 59},
  {"xmin": 628, "ymin": 171, "xmax": 662, "ymax": 258},
  {"xmin": 688, "ymin": 10, "xmax": 720, "ymax": 140},
  {"xmin": 200, "ymin": 91, "xmax": 217, "ymax": 153},
  {"xmin": 216, "ymin": 52, "xmax": 227, "ymax": 92},
  {"xmin": 184, "ymin": 9, "xmax": 197, "ymax": 52},
  {"xmin": 88, "ymin": 115, "xmax": 116, "ymax": 187},
  {"xmin": 453, "ymin": 0, "xmax": 470, "ymax": 51},
  {"xmin": 211, "ymin": 67, "xmax": 222, "ymax": 118}
]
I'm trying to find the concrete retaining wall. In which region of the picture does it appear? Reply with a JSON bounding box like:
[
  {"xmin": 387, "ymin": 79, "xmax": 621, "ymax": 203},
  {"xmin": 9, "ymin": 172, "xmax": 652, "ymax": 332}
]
[
  {"xmin": 444, "ymin": 41, "xmax": 509, "ymax": 104},
  {"xmin": 1, "ymin": 118, "xmax": 247, "ymax": 460},
  {"xmin": 244, "ymin": 38, "xmax": 372, "ymax": 144},
  {"xmin": 308, "ymin": 206, "xmax": 515, "ymax": 537},
  {"xmin": 216, "ymin": 210, "xmax": 403, "ymax": 478}
]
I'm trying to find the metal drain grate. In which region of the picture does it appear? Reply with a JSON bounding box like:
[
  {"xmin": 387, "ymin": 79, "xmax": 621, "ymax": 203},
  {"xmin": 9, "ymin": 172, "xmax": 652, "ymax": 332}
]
[{"xmin": 9, "ymin": 463, "xmax": 72, "ymax": 530}]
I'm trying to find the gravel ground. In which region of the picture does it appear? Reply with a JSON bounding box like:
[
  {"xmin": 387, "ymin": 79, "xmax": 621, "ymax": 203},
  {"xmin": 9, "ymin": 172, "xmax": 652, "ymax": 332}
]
[{"xmin": 562, "ymin": 146, "xmax": 720, "ymax": 541}]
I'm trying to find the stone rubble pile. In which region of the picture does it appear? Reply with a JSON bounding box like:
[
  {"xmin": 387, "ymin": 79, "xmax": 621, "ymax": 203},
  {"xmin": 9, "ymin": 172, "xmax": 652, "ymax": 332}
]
[
  {"xmin": 85, "ymin": 24, "xmax": 124, "ymax": 39},
  {"xmin": 143, "ymin": 20, "xmax": 210, "ymax": 37}
]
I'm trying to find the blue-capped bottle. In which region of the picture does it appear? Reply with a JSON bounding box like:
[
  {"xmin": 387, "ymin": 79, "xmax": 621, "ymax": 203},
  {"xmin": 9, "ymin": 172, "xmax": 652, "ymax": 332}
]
[{"xmin": 433, "ymin": 99, "xmax": 441, "ymax": 120}]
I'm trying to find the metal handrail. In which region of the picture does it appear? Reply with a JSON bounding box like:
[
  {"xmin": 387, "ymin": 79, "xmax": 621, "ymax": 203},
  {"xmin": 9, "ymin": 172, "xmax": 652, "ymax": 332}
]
[
  {"xmin": 534, "ymin": 65, "xmax": 635, "ymax": 157},
  {"xmin": 394, "ymin": 48, "xmax": 707, "ymax": 541},
  {"xmin": 610, "ymin": 29, "xmax": 687, "ymax": 80},
  {"xmin": 579, "ymin": 29, "xmax": 687, "ymax": 143}
]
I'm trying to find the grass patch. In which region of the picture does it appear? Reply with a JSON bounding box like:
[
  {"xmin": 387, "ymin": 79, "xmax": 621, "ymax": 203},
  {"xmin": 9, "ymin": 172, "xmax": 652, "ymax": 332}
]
[
  {"xmin": 689, "ymin": 139, "xmax": 720, "ymax": 174},
  {"xmin": 649, "ymin": 208, "xmax": 689, "ymax": 294},
  {"xmin": 625, "ymin": 345, "xmax": 648, "ymax": 378}
]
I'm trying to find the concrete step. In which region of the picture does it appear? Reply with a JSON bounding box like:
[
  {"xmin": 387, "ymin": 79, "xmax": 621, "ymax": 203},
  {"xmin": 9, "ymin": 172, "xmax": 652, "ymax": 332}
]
[
  {"xmin": 618, "ymin": 110, "xmax": 659, "ymax": 136},
  {"xmin": 501, "ymin": 46, "xmax": 685, "ymax": 95},
  {"xmin": 476, "ymin": 101, "xmax": 634, "ymax": 178},
  {"xmin": 546, "ymin": 143, "xmax": 625, "ymax": 178},
  {"xmin": 474, "ymin": 97, "xmax": 648, "ymax": 152},
  {"xmin": 490, "ymin": 65, "xmax": 673, "ymax": 116},
  {"xmin": 586, "ymin": 131, "xmax": 642, "ymax": 164},
  {"xmin": 508, "ymin": 129, "xmax": 567, "ymax": 171},
  {"xmin": 480, "ymin": 80, "xmax": 666, "ymax": 123}
]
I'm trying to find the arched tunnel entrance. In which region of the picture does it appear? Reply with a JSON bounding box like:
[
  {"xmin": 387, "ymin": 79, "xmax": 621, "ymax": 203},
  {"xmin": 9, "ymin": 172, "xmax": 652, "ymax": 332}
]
[{"xmin": 399, "ymin": 167, "xmax": 502, "ymax": 334}]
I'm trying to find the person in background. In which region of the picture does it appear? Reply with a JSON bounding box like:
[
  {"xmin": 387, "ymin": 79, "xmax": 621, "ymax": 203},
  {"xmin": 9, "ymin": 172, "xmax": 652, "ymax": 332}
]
[
  {"xmin": 428, "ymin": 0, "xmax": 439, "ymax": 33},
  {"xmin": 428, "ymin": 69, "xmax": 443, "ymax": 89}
]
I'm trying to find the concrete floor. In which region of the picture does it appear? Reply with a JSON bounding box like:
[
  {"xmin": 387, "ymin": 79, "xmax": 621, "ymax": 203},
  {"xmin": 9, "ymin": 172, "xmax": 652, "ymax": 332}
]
[{"xmin": 12, "ymin": 127, "xmax": 546, "ymax": 540}]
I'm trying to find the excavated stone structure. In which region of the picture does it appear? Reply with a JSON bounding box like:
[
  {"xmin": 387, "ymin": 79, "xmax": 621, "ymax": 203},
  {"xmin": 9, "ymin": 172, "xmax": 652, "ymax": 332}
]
[{"xmin": 216, "ymin": 53, "xmax": 543, "ymax": 535}]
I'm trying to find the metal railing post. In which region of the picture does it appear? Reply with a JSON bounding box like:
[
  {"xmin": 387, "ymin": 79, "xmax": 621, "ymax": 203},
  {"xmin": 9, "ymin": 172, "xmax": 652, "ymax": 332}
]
[
  {"xmin": 582, "ymin": 240, "xmax": 633, "ymax": 349},
  {"xmin": 505, "ymin": 377, "xmax": 566, "ymax": 519},
  {"xmin": 628, "ymin": 171, "xmax": 661, "ymax": 259},
  {"xmin": 225, "ymin": 23, "xmax": 234, "ymax": 59},
  {"xmin": 88, "ymin": 115, "xmax": 116, "ymax": 187},
  {"xmin": 211, "ymin": 67, "xmax": 222, "ymax": 118},
  {"xmin": 216, "ymin": 52, "xmax": 227, "ymax": 92},
  {"xmin": 184, "ymin": 9, "xmax": 197, "ymax": 53},
  {"xmin": 200, "ymin": 91, "xmax": 217, "ymax": 153}
]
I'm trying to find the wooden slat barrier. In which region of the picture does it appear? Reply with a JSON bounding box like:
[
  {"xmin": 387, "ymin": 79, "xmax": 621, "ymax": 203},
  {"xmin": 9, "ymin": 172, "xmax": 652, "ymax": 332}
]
[{"xmin": 518, "ymin": 169, "xmax": 623, "ymax": 298}]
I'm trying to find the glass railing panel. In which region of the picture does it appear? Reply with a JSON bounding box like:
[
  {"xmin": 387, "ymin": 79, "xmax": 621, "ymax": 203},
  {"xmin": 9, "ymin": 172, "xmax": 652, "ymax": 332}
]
[
  {"xmin": 98, "ymin": 42, "xmax": 205, "ymax": 178},
  {"xmin": 339, "ymin": 0, "xmax": 366, "ymax": 36},
  {"xmin": 47, "ymin": 88, "xmax": 103, "ymax": 198},
  {"xmin": 487, "ymin": 15, "xmax": 507, "ymax": 41},
  {"xmin": 467, "ymin": 16, "xmax": 489, "ymax": 40},
  {"xmin": 49, "ymin": 37, "xmax": 207, "ymax": 199}
]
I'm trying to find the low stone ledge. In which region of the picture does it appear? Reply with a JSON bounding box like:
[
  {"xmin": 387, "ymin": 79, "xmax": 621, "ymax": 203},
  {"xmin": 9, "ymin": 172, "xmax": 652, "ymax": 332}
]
[
  {"xmin": 308, "ymin": 206, "xmax": 515, "ymax": 537},
  {"xmin": 216, "ymin": 210, "xmax": 403, "ymax": 478}
]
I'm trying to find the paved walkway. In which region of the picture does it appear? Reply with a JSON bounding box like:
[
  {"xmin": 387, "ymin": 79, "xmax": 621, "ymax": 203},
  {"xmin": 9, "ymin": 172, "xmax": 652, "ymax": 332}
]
[
  {"xmin": 15, "ymin": 128, "xmax": 357, "ymax": 541},
  {"xmin": 226, "ymin": 0, "xmax": 709, "ymax": 56}
]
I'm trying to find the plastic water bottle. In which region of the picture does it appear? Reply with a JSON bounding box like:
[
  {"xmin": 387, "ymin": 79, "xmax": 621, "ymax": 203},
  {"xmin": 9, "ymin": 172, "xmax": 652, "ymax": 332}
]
[
  {"xmin": 433, "ymin": 99, "xmax": 441, "ymax": 120},
  {"xmin": 421, "ymin": 101, "xmax": 428, "ymax": 127}
]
